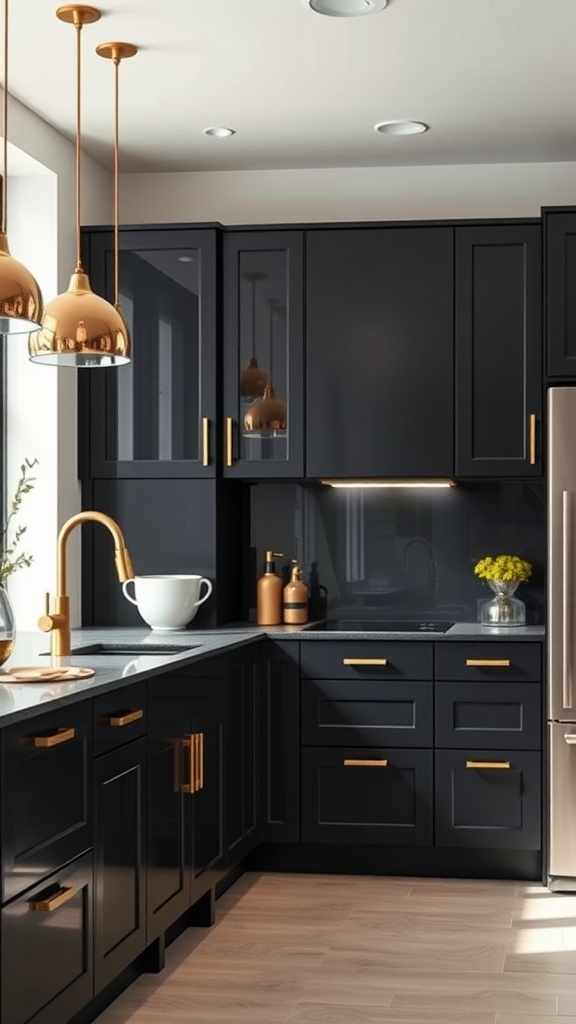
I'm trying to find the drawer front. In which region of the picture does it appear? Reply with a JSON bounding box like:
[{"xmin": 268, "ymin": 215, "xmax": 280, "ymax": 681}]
[
  {"xmin": 435, "ymin": 642, "xmax": 541, "ymax": 682},
  {"xmin": 302, "ymin": 679, "xmax": 433, "ymax": 747},
  {"xmin": 2, "ymin": 703, "xmax": 92, "ymax": 903},
  {"xmin": 2, "ymin": 852, "xmax": 93, "ymax": 1024},
  {"xmin": 436, "ymin": 681, "xmax": 541, "ymax": 750},
  {"xmin": 93, "ymin": 682, "xmax": 148, "ymax": 755},
  {"xmin": 435, "ymin": 749, "xmax": 541, "ymax": 849},
  {"xmin": 301, "ymin": 746, "xmax": 433, "ymax": 845},
  {"xmin": 300, "ymin": 641, "xmax": 433, "ymax": 681}
]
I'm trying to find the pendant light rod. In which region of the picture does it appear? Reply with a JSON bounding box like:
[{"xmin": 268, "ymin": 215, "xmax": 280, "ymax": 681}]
[
  {"xmin": 2, "ymin": 0, "xmax": 8, "ymax": 235},
  {"xmin": 96, "ymin": 41, "xmax": 137, "ymax": 309}
]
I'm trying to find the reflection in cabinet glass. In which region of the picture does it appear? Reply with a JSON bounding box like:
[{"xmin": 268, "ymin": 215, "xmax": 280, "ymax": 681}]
[
  {"xmin": 81, "ymin": 228, "xmax": 217, "ymax": 479},
  {"xmin": 223, "ymin": 231, "xmax": 304, "ymax": 478}
]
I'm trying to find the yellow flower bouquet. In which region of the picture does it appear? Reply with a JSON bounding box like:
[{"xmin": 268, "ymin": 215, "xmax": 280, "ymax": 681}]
[{"xmin": 473, "ymin": 554, "xmax": 532, "ymax": 583}]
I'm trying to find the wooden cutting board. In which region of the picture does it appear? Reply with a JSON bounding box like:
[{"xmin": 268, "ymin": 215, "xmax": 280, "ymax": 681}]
[{"xmin": 0, "ymin": 666, "xmax": 95, "ymax": 683}]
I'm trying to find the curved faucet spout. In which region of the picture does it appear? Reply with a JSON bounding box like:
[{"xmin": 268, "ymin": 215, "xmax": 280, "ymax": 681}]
[{"xmin": 39, "ymin": 511, "xmax": 134, "ymax": 657}]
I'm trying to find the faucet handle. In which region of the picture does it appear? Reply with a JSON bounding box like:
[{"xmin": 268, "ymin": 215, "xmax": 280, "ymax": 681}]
[{"xmin": 38, "ymin": 593, "xmax": 58, "ymax": 633}]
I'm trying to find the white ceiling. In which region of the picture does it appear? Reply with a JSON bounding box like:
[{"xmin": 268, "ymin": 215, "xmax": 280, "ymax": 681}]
[{"xmin": 8, "ymin": 0, "xmax": 576, "ymax": 174}]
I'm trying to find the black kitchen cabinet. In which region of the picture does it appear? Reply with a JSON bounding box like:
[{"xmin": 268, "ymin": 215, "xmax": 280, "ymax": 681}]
[
  {"xmin": 301, "ymin": 678, "xmax": 433, "ymax": 748},
  {"xmin": 80, "ymin": 226, "xmax": 218, "ymax": 479},
  {"xmin": 94, "ymin": 737, "xmax": 147, "ymax": 993},
  {"xmin": 222, "ymin": 231, "xmax": 305, "ymax": 478},
  {"xmin": 455, "ymin": 223, "xmax": 542, "ymax": 476},
  {"xmin": 226, "ymin": 645, "xmax": 262, "ymax": 867},
  {"xmin": 261, "ymin": 640, "xmax": 301, "ymax": 842},
  {"xmin": 2, "ymin": 852, "xmax": 93, "ymax": 1024},
  {"xmin": 544, "ymin": 208, "xmax": 576, "ymax": 377},
  {"xmin": 2, "ymin": 702, "xmax": 92, "ymax": 903},
  {"xmin": 147, "ymin": 667, "xmax": 225, "ymax": 941},
  {"xmin": 305, "ymin": 226, "xmax": 454, "ymax": 479}
]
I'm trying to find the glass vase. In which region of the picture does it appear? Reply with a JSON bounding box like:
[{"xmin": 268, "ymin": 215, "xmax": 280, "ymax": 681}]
[
  {"xmin": 0, "ymin": 585, "xmax": 15, "ymax": 665},
  {"xmin": 479, "ymin": 580, "xmax": 526, "ymax": 627}
]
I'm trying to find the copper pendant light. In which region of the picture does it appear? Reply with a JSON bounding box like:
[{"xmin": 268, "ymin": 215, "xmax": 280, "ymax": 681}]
[
  {"xmin": 29, "ymin": 5, "xmax": 130, "ymax": 366},
  {"xmin": 244, "ymin": 297, "xmax": 287, "ymax": 437},
  {"xmin": 239, "ymin": 270, "xmax": 271, "ymax": 399},
  {"xmin": 0, "ymin": 0, "xmax": 43, "ymax": 333}
]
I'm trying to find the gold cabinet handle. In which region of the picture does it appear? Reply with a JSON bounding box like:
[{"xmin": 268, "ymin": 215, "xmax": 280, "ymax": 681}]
[
  {"xmin": 104, "ymin": 709, "xmax": 144, "ymax": 727},
  {"xmin": 181, "ymin": 734, "xmax": 196, "ymax": 794},
  {"xmin": 29, "ymin": 886, "xmax": 77, "ymax": 912},
  {"xmin": 343, "ymin": 758, "xmax": 389, "ymax": 767},
  {"xmin": 32, "ymin": 727, "xmax": 75, "ymax": 748},
  {"xmin": 343, "ymin": 658, "xmax": 388, "ymax": 666},
  {"xmin": 466, "ymin": 760, "xmax": 511, "ymax": 770},
  {"xmin": 202, "ymin": 417, "xmax": 210, "ymax": 467},
  {"xmin": 465, "ymin": 659, "xmax": 510, "ymax": 667},
  {"xmin": 225, "ymin": 417, "xmax": 234, "ymax": 468},
  {"xmin": 529, "ymin": 412, "xmax": 537, "ymax": 465},
  {"xmin": 194, "ymin": 732, "xmax": 204, "ymax": 791}
]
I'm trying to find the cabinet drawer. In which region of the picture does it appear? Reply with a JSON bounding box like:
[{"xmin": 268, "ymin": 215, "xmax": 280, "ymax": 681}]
[
  {"xmin": 93, "ymin": 682, "xmax": 147, "ymax": 755},
  {"xmin": 435, "ymin": 749, "xmax": 541, "ymax": 849},
  {"xmin": 302, "ymin": 679, "xmax": 433, "ymax": 747},
  {"xmin": 300, "ymin": 641, "xmax": 433, "ymax": 681},
  {"xmin": 301, "ymin": 746, "xmax": 433, "ymax": 846},
  {"xmin": 2, "ymin": 703, "xmax": 92, "ymax": 903},
  {"xmin": 2, "ymin": 852, "xmax": 93, "ymax": 1024},
  {"xmin": 436, "ymin": 681, "xmax": 541, "ymax": 749},
  {"xmin": 435, "ymin": 642, "xmax": 541, "ymax": 681}
]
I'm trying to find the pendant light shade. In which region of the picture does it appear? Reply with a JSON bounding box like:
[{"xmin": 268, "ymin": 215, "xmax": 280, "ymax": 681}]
[
  {"xmin": 239, "ymin": 271, "xmax": 271, "ymax": 399},
  {"xmin": 0, "ymin": 0, "xmax": 43, "ymax": 333},
  {"xmin": 29, "ymin": 5, "xmax": 129, "ymax": 366},
  {"xmin": 244, "ymin": 297, "xmax": 287, "ymax": 437}
]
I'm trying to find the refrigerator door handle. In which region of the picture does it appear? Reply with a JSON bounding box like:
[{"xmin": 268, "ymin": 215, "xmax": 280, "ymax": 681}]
[
  {"xmin": 565, "ymin": 734, "xmax": 576, "ymax": 745},
  {"xmin": 563, "ymin": 490, "xmax": 574, "ymax": 711}
]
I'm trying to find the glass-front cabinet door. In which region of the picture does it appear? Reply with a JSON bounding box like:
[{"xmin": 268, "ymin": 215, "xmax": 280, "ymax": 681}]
[
  {"xmin": 222, "ymin": 231, "xmax": 304, "ymax": 478},
  {"xmin": 81, "ymin": 227, "xmax": 217, "ymax": 479}
]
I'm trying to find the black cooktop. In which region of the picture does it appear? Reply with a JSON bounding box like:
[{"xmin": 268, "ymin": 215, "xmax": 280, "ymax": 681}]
[{"xmin": 314, "ymin": 619, "xmax": 455, "ymax": 633}]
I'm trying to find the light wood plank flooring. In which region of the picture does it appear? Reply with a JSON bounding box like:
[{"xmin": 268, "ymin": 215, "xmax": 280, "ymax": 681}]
[{"xmin": 94, "ymin": 873, "xmax": 576, "ymax": 1023}]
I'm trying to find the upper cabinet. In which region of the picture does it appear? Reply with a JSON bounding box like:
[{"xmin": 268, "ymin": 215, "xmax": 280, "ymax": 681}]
[
  {"xmin": 544, "ymin": 208, "xmax": 576, "ymax": 378},
  {"xmin": 80, "ymin": 227, "xmax": 218, "ymax": 479},
  {"xmin": 222, "ymin": 231, "xmax": 304, "ymax": 478},
  {"xmin": 455, "ymin": 223, "xmax": 542, "ymax": 477},
  {"xmin": 305, "ymin": 226, "xmax": 454, "ymax": 480}
]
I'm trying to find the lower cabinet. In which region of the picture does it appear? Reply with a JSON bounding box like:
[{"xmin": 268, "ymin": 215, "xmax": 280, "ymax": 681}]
[
  {"xmin": 261, "ymin": 641, "xmax": 301, "ymax": 842},
  {"xmin": 226, "ymin": 646, "xmax": 262, "ymax": 867},
  {"xmin": 2, "ymin": 852, "xmax": 93, "ymax": 1024}
]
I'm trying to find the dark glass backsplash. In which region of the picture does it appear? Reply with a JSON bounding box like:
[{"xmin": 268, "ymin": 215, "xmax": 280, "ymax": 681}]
[{"xmin": 247, "ymin": 481, "xmax": 545, "ymax": 625}]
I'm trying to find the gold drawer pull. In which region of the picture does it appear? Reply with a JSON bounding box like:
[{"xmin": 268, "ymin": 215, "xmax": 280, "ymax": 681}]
[
  {"xmin": 30, "ymin": 886, "xmax": 77, "ymax": 912},
  {"xmin": 465, "ymin": 659, "xmax": 510, "ymax": 668},
  {"xmin": 32, "ymin": 727, "xmax": 75, "ymax": 748},
  {"xmin": 466, "ymin": 760, "xmax": 511, "ymax": 770},
  {"xmin": 195, "ymin": 732, "xmax": 204, "ymax": 791},
  {"xmin": 105, "ymin": 709, "xmax": 144, "ymax": 727},
  {"xmin": 181, "ymin": 734, "xmax": 196, "ymax": 794},
  {"xmin": 344, "ymin": 758, "xmax": 389, "ymax": 767},
  {"xmin": 202, "ymin": 417, "xmax": 210, "ymax": 467},
  {"xmin": 343, "ymin": 658, "xmax": 388, "ymax": 666},
  {"xmin": 529, "ymin": 412, "xmax": 537, "ymax": 465},
  {"xmin": 225, "ymin": 417, "xmax": 234, "ymax": 467}
]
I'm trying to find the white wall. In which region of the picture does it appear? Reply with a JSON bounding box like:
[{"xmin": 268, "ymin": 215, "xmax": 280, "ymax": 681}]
[
  {"xmin": 4, "ymin": 92, "xmax": 111, "ymax": 629},
  {"xmin": 119, "ymin": 161, "xmax": 576, "ymax": 226}
]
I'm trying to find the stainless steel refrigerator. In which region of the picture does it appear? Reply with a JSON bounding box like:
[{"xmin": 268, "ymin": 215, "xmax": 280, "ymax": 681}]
[{"xmin": 548, "ymin": 387, "xmax": 576, "ymax": 890}]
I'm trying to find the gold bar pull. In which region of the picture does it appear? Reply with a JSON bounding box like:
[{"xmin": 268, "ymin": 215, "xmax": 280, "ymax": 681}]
[
  {"xmin": 105, "ymin": 709, "xmax": 144, "ymax": 727},
  {"xmin": 225, "ymin": 417, "xmax": 234, "ymax": 468},
  {"xmin": 343, "ymin": 658, "xmax": 388, "ymax": 666},
  {"xmin": 343, "ymin": 758, "xmax": 389, "ymax": 767},
  {"xmin": 202, "ymin": 417, "xmax": 210, "ymax": 467},
  {"xmin": 32, "ymin": 727, "xmax": 75, "ymax": 748},
  {"xmin": 194, "ymin": 732, "xmax": 204, "ymax": 791},
  {"xmin": 466, "ymin": 760, "xmax": 511, "ymax": 770},
  {"xmin": 181, "ymin": 734, "xmax": 196, "ymax": 794},
  {"xmin": 30, "ymin": 886, "xmax": 77, "ymax": 912},
  {"xmin": 529, "ymin": 412, "xmax": 537, "ymax": 465},
  {"xmin": 465, "ymin": 659, "xmax": 510, "ymax": 668}
]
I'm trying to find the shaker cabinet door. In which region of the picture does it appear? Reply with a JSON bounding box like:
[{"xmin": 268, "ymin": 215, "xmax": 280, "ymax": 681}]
[{"xmin": 545, "ymin": 209, "xmax": 576, "ymax": 377}]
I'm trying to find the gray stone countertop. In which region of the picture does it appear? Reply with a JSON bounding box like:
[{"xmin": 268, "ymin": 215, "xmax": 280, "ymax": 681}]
[{"xmin": 0, "ymin": 620, "xmax": 545, "ymax": 727}]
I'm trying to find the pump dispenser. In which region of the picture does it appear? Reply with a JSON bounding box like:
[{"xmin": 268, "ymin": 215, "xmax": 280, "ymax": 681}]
[
  {"xmin": 256, "ymin": 550, "xmax": 284, "ymax": 625},
  {"xmin": 283, "ymin": 559, "xmax": 309, "ymax": 625}
]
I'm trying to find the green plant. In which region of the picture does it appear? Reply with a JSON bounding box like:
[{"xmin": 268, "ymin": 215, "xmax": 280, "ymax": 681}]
[
  {"xmin": 473, "ymin": 554, "xmax": 532, "ymax": 583},
  {"xmin": 0, "ymin": 458, "xmax": 39, "ymax": 585}
]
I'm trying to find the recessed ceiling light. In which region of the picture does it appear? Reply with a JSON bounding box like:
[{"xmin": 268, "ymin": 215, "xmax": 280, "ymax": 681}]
[
  {"xmin": 203, "ymin": 126, "xmax": 235, "ymax": 138},
  {"xmin": 374, "ymin": 120, "xmax": 429, "ymax": 135},
  {"xmin": 178, "ymin": 256, "xmax": 193, "ymax": 263},
  {"xmin": 309, "ymin": 0, "xmax": 387, "ymax": 15}
]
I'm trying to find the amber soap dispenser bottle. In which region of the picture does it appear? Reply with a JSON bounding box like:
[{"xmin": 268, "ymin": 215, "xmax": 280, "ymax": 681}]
[
  {"xmin": 256, "ymin": 550, "xmax": 284, "ymax": 625},
  {"xmin": 283, "ymin": 559, "xmax": 309, "ymax": 625}
]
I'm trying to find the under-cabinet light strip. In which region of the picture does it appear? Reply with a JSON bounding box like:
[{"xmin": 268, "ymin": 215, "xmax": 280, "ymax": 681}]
[{"xmin": 320, "ymin": 480, "xmax": 456, "ymax": 489}]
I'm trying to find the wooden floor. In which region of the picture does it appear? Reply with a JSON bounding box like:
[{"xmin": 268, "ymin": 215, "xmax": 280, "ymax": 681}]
[{"xmin": 95, "ymin": 872, "xmax": 576, "ymax": 1023}]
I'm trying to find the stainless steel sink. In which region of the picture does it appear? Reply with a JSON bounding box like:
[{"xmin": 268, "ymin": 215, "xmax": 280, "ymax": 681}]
[{"xmin": 41, "ymin": 642, "xmax": 200, "ymax": 656}]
